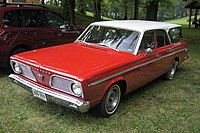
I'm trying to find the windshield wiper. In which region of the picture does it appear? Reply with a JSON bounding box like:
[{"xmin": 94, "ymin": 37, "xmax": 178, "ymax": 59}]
[
  {"xmin": 76, "ymin": 40, "xmax": 91, "ymax": 45},
  {"xmin": 98, "ymin": 43, "xmax": 109, "ymax": 48},
  {"xmin": 98, "ymin": 43, "xmax": 120, "ymax": 52}
]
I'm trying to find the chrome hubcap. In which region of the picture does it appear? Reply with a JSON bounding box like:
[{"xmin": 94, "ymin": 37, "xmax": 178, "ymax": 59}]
[
  {"xmin": 105, "ymin": 85, "xmax": 121, "ymax": 114},
  {"xmin": 169, "ymin": 61, "xmax": 178, "ymax": 79}
]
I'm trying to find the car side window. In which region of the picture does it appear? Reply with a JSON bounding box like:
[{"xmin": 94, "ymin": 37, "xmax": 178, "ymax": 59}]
[
  {"xmin": 2, "ymin": 10, "xmax": 21, "ymax": 27},
  {"xmin": 156, "ymin": 30, "xmax": 170, "ymax": 48},
  {"xmin": 138, "ymin": 31, "xmax": 155, "ymax": 53},
  {"xmin": 22, "ymin": 10, "xmax": 45, "ymax": 28},
  {"xmin": 44, "ymin": 11, "xmax": 68, "ymax": 28},
  {"xmin": 168, "ymin": 27, "xmax": 182, "ymax": 43}
]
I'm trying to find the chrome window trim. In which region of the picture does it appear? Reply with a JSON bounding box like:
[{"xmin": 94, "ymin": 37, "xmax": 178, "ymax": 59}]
[
  {"xmin": 50, "ymin": 74, "xmax": 84, "ymax": 98},
  {"xmin": 88, "ymin": 48, "xmax": 187, "ymax": 86},
  {"xmin": 76, "ymin": 25, "xmax": 141, "ymax": 55},
  {"xmin": 10, "ymin": 60, "xmax": 36, "ymax": 82}
]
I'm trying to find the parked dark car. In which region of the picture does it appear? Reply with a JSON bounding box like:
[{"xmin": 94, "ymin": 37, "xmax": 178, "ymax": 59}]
[{"xmin": 0, "ymin": 3, "xmax": 83, "ymax": 70}]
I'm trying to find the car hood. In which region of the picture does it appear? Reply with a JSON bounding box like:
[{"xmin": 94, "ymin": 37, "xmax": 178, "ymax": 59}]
[{"xmin": 13, "ymin": 42, "xmax": 134, "ymax": 80}]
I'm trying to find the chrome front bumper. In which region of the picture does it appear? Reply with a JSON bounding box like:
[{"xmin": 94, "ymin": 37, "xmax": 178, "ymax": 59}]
[{"xmin": 9, "ymin": 74, "xmax": 90, "ymax": 113}]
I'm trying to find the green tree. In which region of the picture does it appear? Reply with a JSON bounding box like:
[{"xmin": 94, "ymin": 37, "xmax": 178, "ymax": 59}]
[
  {"xmin": 145, "ymin": 0, "xmax": 177, "ymax": 21},
  {"xmin": 77, "ymin": 0, "xmax": 86, "ymax": 14}
]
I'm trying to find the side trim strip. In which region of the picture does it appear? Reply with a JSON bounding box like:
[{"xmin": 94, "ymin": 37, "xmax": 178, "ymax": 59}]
[{"xmin": 88, "ymin": 48, "xmax": 187, "ymax": 86}]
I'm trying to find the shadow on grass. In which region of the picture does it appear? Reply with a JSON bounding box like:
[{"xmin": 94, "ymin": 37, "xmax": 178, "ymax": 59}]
[
  {"xmin": 0, "ymin": 67, "xmax": 8, "ymax": 78},
  {"xmin": 26, "ymin": 76, "xmax": 165, "ymax": 119},
  {"xmin": 3, "ymin": 64, "xmax": 188, "ymax": 120}
]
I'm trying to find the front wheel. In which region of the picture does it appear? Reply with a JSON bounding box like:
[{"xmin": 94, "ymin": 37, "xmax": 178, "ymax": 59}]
[
  {"xmin": 99, "ymin": 84, "xmax": 121, "ymax": 117},
  {"xmin": 164, "ymin": 60, "xmax": 179, "ymax": 80}
]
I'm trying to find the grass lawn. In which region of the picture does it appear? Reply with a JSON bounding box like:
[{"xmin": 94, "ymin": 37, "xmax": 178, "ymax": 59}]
[{"xmin": 0, "ymin": 17, "xmax": 200, "ymax": 132}]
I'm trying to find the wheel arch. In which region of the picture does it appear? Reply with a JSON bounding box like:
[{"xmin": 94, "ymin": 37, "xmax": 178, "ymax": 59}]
[
  {"xmin": 174, "ymin": 57, "xmax": 179, "ymax": 62},
  {"xmin": 104, "ymin": 77, "xmax": 127, "ymax": 97},
  {"xmin": 174, "ymin": 56, "xmax": 179, "ymax": 66},
  {"xmin": 2, "ymin": 44, "xmax": 30, "ymax": 68},
  {"xmin": 9, "ymin": 44, "xmax": 30, "ymax": 56},
  {"xmin": 98, "ymin": 77, "xmax": 127, "ymax": 117}
]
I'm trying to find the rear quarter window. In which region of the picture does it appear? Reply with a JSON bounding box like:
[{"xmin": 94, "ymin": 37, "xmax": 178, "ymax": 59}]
[{"xmin": 168, "ymin": 27, "xmax": 182, "ymax": 43}]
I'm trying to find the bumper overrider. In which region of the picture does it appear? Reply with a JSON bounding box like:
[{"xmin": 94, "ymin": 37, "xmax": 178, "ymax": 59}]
[{"xmin": 9, "ymin": 74, "xmax": 90, "ymax": 113}]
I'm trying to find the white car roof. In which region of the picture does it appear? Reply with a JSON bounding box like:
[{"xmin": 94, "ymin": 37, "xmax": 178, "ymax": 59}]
[{"xmin": 90, "ymin": 20, "xmax": 181, "ymax": 32}]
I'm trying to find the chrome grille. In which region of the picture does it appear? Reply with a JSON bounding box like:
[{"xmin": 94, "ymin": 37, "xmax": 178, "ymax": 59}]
[
  {"xmin": 20, "ymin": 63, "xmax": 36, "ymax": 81},
  {"xmin": 11, "ymin": 60, "xmax": 36, "ymax": 82},
  {"xmin": 51, "ymin": 76, "xmax": 74, "ymax": 94}
]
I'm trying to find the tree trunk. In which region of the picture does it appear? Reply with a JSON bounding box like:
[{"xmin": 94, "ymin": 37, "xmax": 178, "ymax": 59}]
[
  {"xmin": 134, "ymin": 0, "xmax": 139, "ymax": 20},
  {"xmin": 77, "ymin": 0, "xmax": 85, "ymax": 14},
  {"xmin": 194, "ymin": 9, "xmax": 198, "ymax": 20},
  {"xmin": 93, "ymin": 0, "xmax": 101, "ymax": 20},
  {"xmin": 194, "ymin": 9, "xmax": 199, "ymax": 28},
  {"xmin": 63, "ymin": 0, "xmax": 70, "ymax": 22},
  {"xmin": 123, "ymin": 0, "xmax": 128, "ymax": 20},
  {"xmin": 41, "ymin": 0, "xmax": 45, "ymax": 5},
  {"xmin": 66, "ymin": 0, "xmax": 76, "ymax": 25},
  {"xmin": 54, "ymin": 0, "xmax": 58, "ymax": 6},
  {"xmin": 145, "ymin": 0, "xmax": 159, "ymax": 21},
  {"xmin": 50, "ymin": 0, "xmax": 53, "ymax": 5}
]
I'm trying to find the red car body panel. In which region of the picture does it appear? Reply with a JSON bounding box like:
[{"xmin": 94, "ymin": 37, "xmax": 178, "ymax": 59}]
[
  {"xmin": 10, "ymin": 40, "xmax": 188, "ymax": 107},
  {"xmin": 12, "ymin": 42, "xmax": 133, "ymax": 79},
  {"xmin": 9, "ymin": 21, "xmax": 189, "ymax": 115}
]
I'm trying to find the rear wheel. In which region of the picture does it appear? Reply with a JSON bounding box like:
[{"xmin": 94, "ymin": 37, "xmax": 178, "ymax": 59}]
[
  {"xmin": 99, "ymin": 84, "xmax": 121, "ymax": 117},
  {"xmin": 164, "ymin": 60, "xmax": 179, "ymax": 80}
]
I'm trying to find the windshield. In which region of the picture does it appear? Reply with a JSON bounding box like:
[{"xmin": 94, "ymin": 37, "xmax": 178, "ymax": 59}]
[{"xmin": 77, "ymin": 26, "xmax": 139, "ymax": 53}]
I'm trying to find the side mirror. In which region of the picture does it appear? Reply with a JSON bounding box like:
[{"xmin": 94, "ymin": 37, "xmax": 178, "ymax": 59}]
[
  {"xmin": 60, "ymin": 21, "xmax": 69, "ymax": 29},
  {"xmin": 145, "ymin": 48, "xmax": 153, "ymax": 54}
]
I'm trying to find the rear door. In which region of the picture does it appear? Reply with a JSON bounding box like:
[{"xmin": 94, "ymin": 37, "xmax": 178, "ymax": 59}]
[
  {"xmin": 153, "ymin": 30, "xmax": 174, "ymax": 75},
  {"xmin": 21, "ymin": 9, "xmax": 48, "ymax": 49},
  {"xmin": 42, "ymin": 11, "xmax": 80, "ymax": 45}
]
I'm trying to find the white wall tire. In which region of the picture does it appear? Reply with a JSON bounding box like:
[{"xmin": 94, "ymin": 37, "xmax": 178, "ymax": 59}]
[{"xmin": 99, "ymin": 84, "xmax": 121, "ymax": 117}]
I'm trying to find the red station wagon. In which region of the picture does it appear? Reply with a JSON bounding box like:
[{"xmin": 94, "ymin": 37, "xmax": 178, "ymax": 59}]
[
  {"xmin": 9, "ymin": 20, "xmax": 188, "ymax": 117},
  {"xmin": 0, "ymin": 3, "xmax": 82, "ymax": 70}
]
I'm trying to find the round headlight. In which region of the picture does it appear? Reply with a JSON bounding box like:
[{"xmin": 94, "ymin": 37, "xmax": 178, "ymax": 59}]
[
  {"xmin": 13, "ymin": 62, "xmax": 22, "ymax": 74},
  {"xmin": 71, "ymin": 82, "xmax": 82, "ymax": 97}
]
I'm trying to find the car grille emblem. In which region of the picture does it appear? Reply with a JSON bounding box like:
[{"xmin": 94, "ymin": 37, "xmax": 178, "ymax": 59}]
[{"xmin": 38, "ymin": 74, "xmax": 44, "ymax": 80}]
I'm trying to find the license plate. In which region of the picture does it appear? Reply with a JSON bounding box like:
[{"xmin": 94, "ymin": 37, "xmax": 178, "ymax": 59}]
[{"xmin": 32, "ymin": 89, "xmax": 47, "ymax": 101}]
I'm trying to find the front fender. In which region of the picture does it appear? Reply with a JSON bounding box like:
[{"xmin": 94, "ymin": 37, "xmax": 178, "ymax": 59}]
[{"xmin": 103, "ymin": 76, "xmax": 125, "ymax": 98}]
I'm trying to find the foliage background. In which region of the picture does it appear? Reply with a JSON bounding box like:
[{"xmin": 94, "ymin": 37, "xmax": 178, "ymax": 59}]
[{"xmin": 0, "ymin": 16, "xmax": 200, "ymax": 132}]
